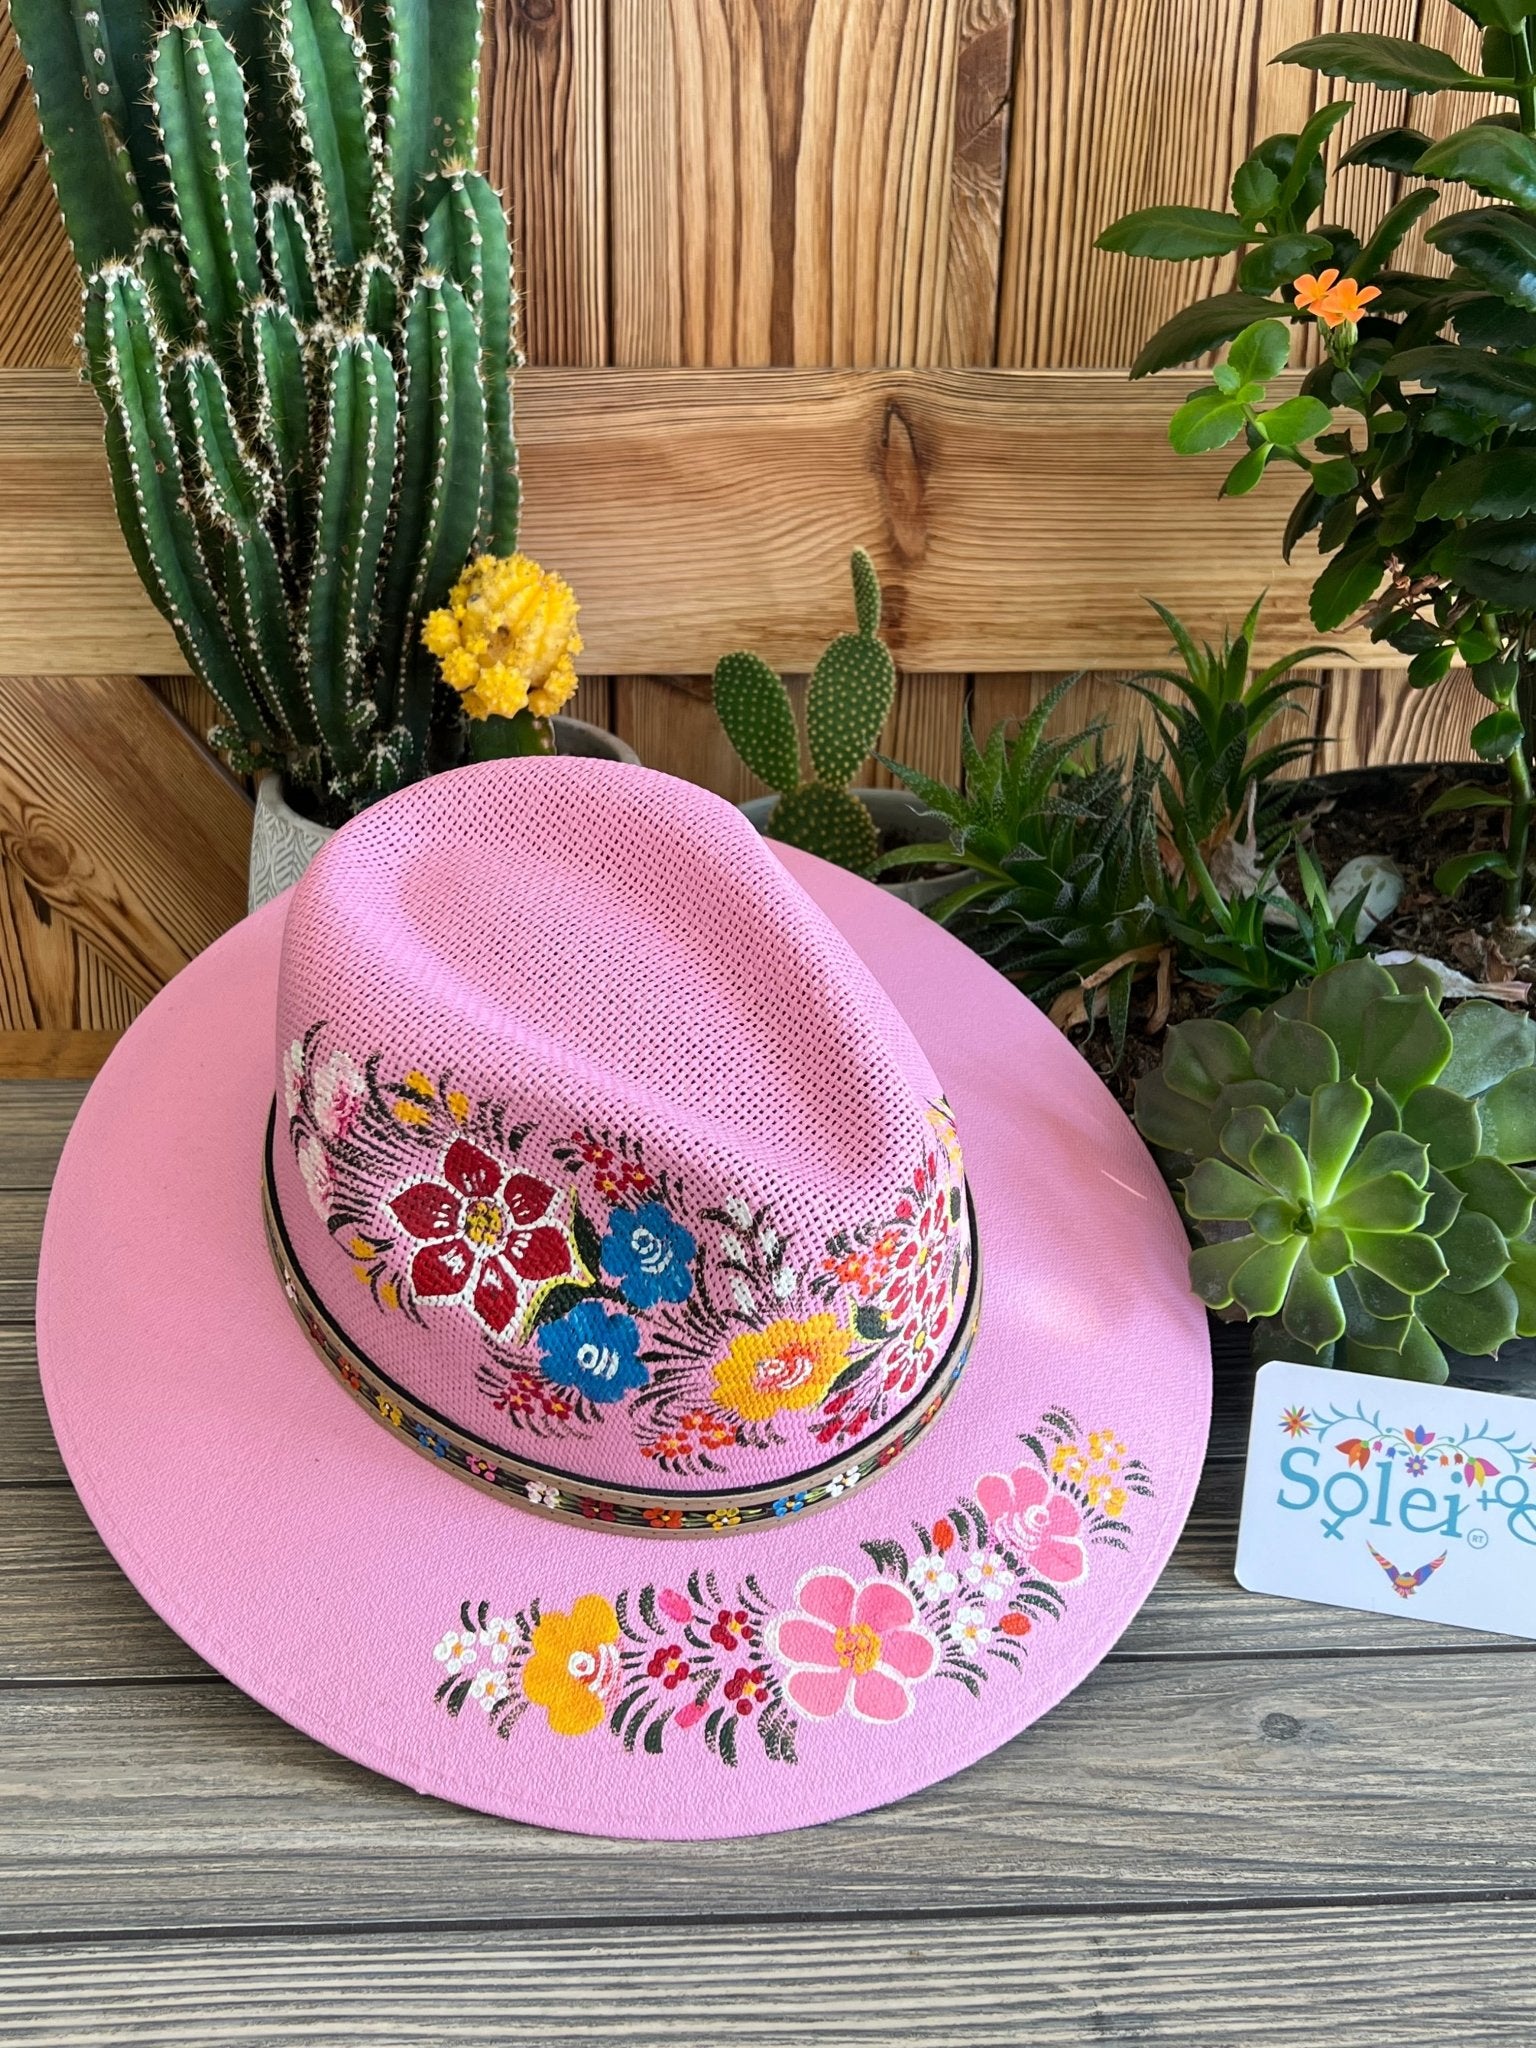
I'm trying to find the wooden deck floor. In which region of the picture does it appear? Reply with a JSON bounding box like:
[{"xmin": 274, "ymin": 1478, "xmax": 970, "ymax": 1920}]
[{"xmin": 1, "ymin": 1078, "xmax": 1532, "ymax": 2046}]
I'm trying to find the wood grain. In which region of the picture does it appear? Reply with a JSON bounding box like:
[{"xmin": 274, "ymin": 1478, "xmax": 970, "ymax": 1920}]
[
  {"xmin": 0, "ymin": 1191, "xmax": 42, "ymax": 1320},
  {"xmin": 0, "ymin": 1903, "xmax": 1528, "ymax": 2046},
  {"xmin": 0, "ymin": 0, "xmax": 77, "ymax": 370},
  {"xmin": 0, "ymin": 1078, "xmax": 83, "ymax": 1179},
  {"xmin": 0, "ymin": 367, "xmax": 1398, "ymax": 677}
]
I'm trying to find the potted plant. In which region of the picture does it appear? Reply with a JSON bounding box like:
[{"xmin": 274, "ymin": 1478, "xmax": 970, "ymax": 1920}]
[
  {"xmin": 712, "ymin": 550, "xmax": 960, "ymax": 907},
  {"xmin": 1096, "ymin": 8, "xmax": 1536, "ymax": 964},
  {"xmin": 12, "ymin": 0, "xmax": 635, "ymax": 911}
]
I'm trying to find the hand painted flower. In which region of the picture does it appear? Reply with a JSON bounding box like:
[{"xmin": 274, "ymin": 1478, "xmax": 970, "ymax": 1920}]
[
  {"xmin": 963, "ymin": 1550, "xmax": 1015, "ymax": 1603},
  {"xmin": 433, "ymin": 1626, "xmax": 477, "ymax": 1675},
  {"xmin": 952, "ymin": 1606, "xmax": 992, "ymax": 1651},
  {"xmin": 470, "ymin": 1668, "xmax": 513, "ymax": 1711},
  {"xmin": 480, "ymin": 1616, "xmax": 517, "ymax": 1665},
  {"xmin": 296, "ymin": 1131, "xmax": 335, "ymax": 1220},
  {"xmin": 711, "ymin": 1315, "xmax": 851, "ymax": 1422},
  {"xmin": 522, "ymin": 1595, "xmax": 621, "ymax": 1737},
  {"xmin": 601, "ymin": 1199, "xmax": 696, "ymax": 1308},
  {"xmin": 388, "ymin": 1139, "xmax": 581, "ymax": 1338},
  {"xmin": 908, "ymin": 1552, "xmax": 958, "ymax": 1599},
  {"xmin": 537, "ymin": 1299, "xmax": 647, "ymax": 1405},
  {"xmin": 975, "ymin": 1464, "xmax": 1089, "ymax": 1586},
  {"xmin": 769, "ymin": 1571, "xmax": 937, "ymax": 1723},
  {"xmin": 311, "ymin": 1050, "xmax": 367, "ymax": 1142},
  {"xmin": 282, "ymin": 1039, "xmax": 306, "ymax": 1119}
]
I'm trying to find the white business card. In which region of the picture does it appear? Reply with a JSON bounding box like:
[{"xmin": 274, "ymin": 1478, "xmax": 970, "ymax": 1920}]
[{"xmin": 1235, "ymin": 1359, "xmax": 1536, "ymax": 1640}]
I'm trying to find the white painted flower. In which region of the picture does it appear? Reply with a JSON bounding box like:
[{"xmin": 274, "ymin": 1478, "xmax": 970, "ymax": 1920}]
[
  {"xmin": 433, "ymin": 1626, "xmax": 477, "ymax": 1674},
  {"xmin": 725, "ymin": 1196, "xmax": 753, "ymax": 1229},
  {"xmin": 758, "ymin": 1225, "xmax": 780, "ymax": 1259},
  {"xmin": 480, "ymin": 1615, "xmax": 517, "ymax": 1665},
  {"xmin": 312, "ymin": 1050, "xmax": 367, "ymax": 1142},
  {"xmin": 908, "ymin": 1551, "xmax": 958, "ymax": 1599},
  {"xmin": 963, "ymin": 1550, "xmax": 1016, "ymax": 1604},
  {"xmin": 719, "ymin": 1231, "xmax": 747, "ymax": 1264},
  {"xmin": 469, "ymin": 1667, "xmax": 512, "ymax": 1711},
  {"xmin": 772, "ymin": 1265, "xmax": 799, "ymax": 1299},
  {"xmin": 731, "ymin": 1276, "xmax": 756, "ymax": 1318},
  {"xmin": 951, "ymin": 1606, "xmax": 992, "ymax": 1651},
  {"xmin": 827, "ymin": 1464, "xmax": 862, "ymax": 1498},
  {"xmin": 296, "ymin": 1130, "xmax": 335, "ymax": 1220},
  {"xmin": 526, "ymin": 1481, "xmax": 560, "ymax": 1509},
  {"xmin": 282, "ymin": 1038, "xmax": 306, "ymax": 1118}
]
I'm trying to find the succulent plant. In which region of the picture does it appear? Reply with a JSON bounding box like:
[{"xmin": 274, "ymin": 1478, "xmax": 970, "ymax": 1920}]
[
  {"xmin": 713, "ymin": 549, "xmax": 896, "ymax": 873},
  {"xmin": 1137, "ymin": 956, "xmax": 1536, "ymax": 1381},
  {"xmin": 1160, "ymin": 839, "xmax": 1371, "ymax": 1013},
  {"xmin": 13, "ymin": 0, "xmax": 523, "ymax": 818}
]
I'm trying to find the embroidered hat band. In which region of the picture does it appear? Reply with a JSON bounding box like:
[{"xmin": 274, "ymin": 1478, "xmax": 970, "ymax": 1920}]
[{"xmin": 264, "ymin": 1104, "xmax": 982, "ymax": 1534}]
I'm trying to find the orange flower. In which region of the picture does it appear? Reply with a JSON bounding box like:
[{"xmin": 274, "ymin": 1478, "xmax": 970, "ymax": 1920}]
[
  {"xmin": 521, "ymin": 1595, "xmax": 620, "ymax": 1736},
  {"xmin": 1291, "ymin": 267, "xmax": 1341, "ymax": 314},
  {"xmin": 1292, "ymin": 268, "xmax": 1381, "ymax": 329}
]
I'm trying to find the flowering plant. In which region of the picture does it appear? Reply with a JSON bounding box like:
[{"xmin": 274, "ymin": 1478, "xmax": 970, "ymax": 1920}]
[{"xmin": 1098, "ymin": 13, "xmax": 1536, "ymax": 933}]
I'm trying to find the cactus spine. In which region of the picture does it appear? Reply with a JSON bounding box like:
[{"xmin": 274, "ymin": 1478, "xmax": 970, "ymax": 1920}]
[
  {"xmin": 11, "ymin": 0, "xmax": 522, "ymax": 819},
  {"xmin": 713, "ymin": 549, "xmax": 897, "ymax": 874}
]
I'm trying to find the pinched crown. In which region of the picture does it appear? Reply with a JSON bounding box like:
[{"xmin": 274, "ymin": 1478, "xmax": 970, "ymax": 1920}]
[{"xmin": 270, "ymin": 760, "xmax": 974, "ymax": 1517}]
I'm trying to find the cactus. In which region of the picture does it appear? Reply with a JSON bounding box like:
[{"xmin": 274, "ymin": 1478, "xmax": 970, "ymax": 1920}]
[
  {"xmin": 713, "ymin": 549, "xmax": 896, "ymax": 874},
  {"xmin": 11, "ymin": 0, "xmax": 526, "ymax": 820},
  {"xmin": 1137, "ymin": 957, "xmax": 1536, "ymax": 1382}
]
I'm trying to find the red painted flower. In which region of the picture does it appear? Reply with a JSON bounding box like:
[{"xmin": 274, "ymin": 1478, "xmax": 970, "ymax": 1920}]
[
  {"xmin": 724, "ymin": 1665, "xmax": 772, "ymax": 1716},
  {"xmin": 647, "ymin": 1644, "xmax": 692, "ymax": 1689},
  {"xmin": 389, "ymin": 1139, "xmax": 581, "ymax": 1338},
  {"xmin": 710, "ymin": 1607, "xmax": 756, "ymax": 1652}
]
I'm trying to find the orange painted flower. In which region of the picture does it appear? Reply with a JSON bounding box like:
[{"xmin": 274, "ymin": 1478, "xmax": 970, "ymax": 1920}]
[
  {"xmin": 710, "ymin": 1315, "xmax": 851, "ymax": 1421},
  {"xmin": 521, "ymin": 1595, "xmax": 621, "ymax": 1737}
]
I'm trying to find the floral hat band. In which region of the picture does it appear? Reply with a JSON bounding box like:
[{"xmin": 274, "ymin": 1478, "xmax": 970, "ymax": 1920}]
[{"xmin": 263, "ymin": 1104, "xmax": 983, "ymax": 1534}]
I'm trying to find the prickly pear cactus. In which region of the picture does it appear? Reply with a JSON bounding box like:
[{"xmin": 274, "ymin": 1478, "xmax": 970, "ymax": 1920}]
[
  {"xmin": 11, "ymin": 0, "xmax": 519, "ymax": 819},
  {"xmin": 1137, "ymin": 956, "xmax": 1536, "ymax": 1381},
  {"xmin": 712, "ymin": 549, "xmax": 895, "ymax": 874}
]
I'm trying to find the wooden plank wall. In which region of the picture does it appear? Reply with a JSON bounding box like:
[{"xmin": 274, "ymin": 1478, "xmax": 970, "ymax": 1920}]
[{"xmin": 0, "ymin": 0, "xmax": 1498, "ymax": 1039}]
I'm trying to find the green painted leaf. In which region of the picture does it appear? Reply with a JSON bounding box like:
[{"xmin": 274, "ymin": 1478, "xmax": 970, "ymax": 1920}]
[
  {"xmin": 1164, "ymin": 1019, "xmax": 1256, "ymax": 1103},
  {"xmin": 1479, "ymin": 1065, "xmax": 1536, "ymax": 1161},
  {"xmin": 1097, "ymin": 206, "xmax": 1252, "ymax": 260},
  {"xmin": 1274, "ymin": 33, "xmax": 1493, "ymax": 93},
  {"xmin": 1415, "ymin": 123, "xmax": 1536, "ymax": 207},
  {"xmin": 1182, "ymin": 1159, "xmax": 1270, "ymax": 1222},
  {"xmin": 1441, "ymin": 1000, "xmax": 1536, "ymax": 1095},
  {"xmin": 1434, "ymin": 1208, "xmax": 1512, "ymax": 1293},
  {"xmin": 1130, "ymin": 294, "xmax": 1288, "ymax": 379},
  {"xmin": 1417, "ymin": 1274, "xmax": 1519, "ymax": 1354},
  {"xmin": 1400, "ymin": 1084, "xmax": 1483, "ymax": 1170},
  {"xmin": 1349, "ymin": 1230, "xmax": 1450, "ymax": 1294},
  {"xmin": 1258, "ymin": 395, "xmax": 1334, "ymax": 447},
  {"xmin": 1356, "ymin": 992, "xmax": 1453, "ymax": 1105},
  {"xmin": 1252, "ymin": 1015, "xmax": 1339, "ymax": 1094}
]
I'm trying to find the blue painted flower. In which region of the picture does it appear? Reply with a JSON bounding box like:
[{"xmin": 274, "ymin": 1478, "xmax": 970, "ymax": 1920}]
[
  {"xmin": 773, "ymin": 1492, "xmax": 808, "ymax": 1517},
  {"xmin": 414, "ymin": 1424, "xmax": 450, "ymax": 1459},
  {"xmin": 601, "ymin": 1200, "xmax": 697, "ymax": 1309},
  {"xmin": 537, "ymin": 1299, "xmax": 648, "ymax": 1405}
]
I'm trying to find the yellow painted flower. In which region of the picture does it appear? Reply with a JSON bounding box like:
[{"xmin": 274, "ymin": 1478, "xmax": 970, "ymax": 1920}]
[
  {"xmin": 708, "ymin": 1506, "xmax": 742, "ymax": 1529},
  {"xmin": 423, "ymin": 552, "xmax": 583, "ymax": 722},
  {"xmin": 521, "ymin": 1594, "xmax": 621, "ymax": 1737},
  {"xmin": 711, "ymin": 1315, "xmax": 852, "ymax": 1422},
  {"xmin": 377, "ymin": 1398, "xmax": 404, "ymax": 1428}
]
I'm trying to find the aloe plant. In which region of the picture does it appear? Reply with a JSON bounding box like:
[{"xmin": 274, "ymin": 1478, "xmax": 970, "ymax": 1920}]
[
  {"xmin": 1138, "ymin": 956, "xmax": 1536, "ymax": 1380},
  {"xmin": 13, "ymin": 0, "xmax": 522, "ymax": 819},
  {"xmin": 713, "ymin": 550, "xmax": 896, "ymax": 873}
]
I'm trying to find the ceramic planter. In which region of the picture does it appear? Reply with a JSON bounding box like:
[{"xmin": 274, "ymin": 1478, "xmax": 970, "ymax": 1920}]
[
  {"xmin": 739, "ymin": 788, "xmax": 962, "ymax": 909},
  {"xmin": 247, "ymin": 716, "xmax": 642, "ymax": 912}
]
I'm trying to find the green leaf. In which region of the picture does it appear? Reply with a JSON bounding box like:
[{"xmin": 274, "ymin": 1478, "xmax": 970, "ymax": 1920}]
[
  {"xmin": 1392, "ymin": 340, "xmax": 1536, "ymax": 419},
  {"xmin": 1442, "ymin": 1000, "xmax": 1536, "ymax": 1094},
  {"xmin": 1471, "ymin": 706, "xmax": 1526, "ymax": 759},
  {"xmin": 1182, "ymin": 1159, "xmax": 1270, "ymax": 1221},
  {"xmin": 1189, "ymin": 1236, "xmax": 1265, "ymax": 1309},
  {"xmin": 1169, "ymin": 390, "xmax": 1252, "ymax": 454},
  {"xmin": 1239, "ymin": 234, "xmax": 1333, "ymax": 292},
  {"xmin": 1349, "ymin": 1230, "xmax": 1450, "ymax": 1294},
  {"xmin": 1423, "ymin": 779, "xmax": 1512, "ymax": 813},
  {"xmin": 1338, "ymin": 1130, "xmax": 1431, "ymax": 1193},
  {"xmin": 1232, "ymin": 157, "xmax": 1282, "ymax": 221},
  {"xmin": 1400, "ymin": 1085, "xmax": 1483, "ymax": 1170},
  {"xmin": 1273, "ymin": 34, "xmax": 1496, "ymax": 93},
  {"xmin": 1459, "ymin": 0, "xmax": 1536, "ymax": 28},
  {"xmin": 1338, "ymin": 125, "xmax": 1434, "ymax": 174},
  {"xmin": 1163, "ymin": 1019, "xmax": 1255, "ymax": 1103},
  {"xmin": 1130, "ymin": 293, "xmax": 1290, "ymax": 379},
  {"xmin": 1408, "ymin": 645, "xmax": 1458, "ymax": 691},
  {"xmin": 1257, "ymin": 394, "xmax": 1334, "ymax": 447},
  {"xmin": 1313, "ymin": 457, "xmax": 1358, "ymax": 497},
  {"xmin": 1097, "ymin": 206, "xmax": 1252, "ymax": 261},
  {"xmin": 1276, "ymin": 100, "xmax": 1358, "ymax": 212},
  {"xmin": 1357, "ymin": 992, "xmax": 1454, "ymax": 1105},
  {"xmin": 1134, "ymin": 1067, "xmax": 1222, "ymax": 1158},
  {"xmin": 1325, "ymin": 1172, "xmax": 1431, "ymax": 1233},
  {"xmin": 1344, "ymin": 1320, "xmax": 1449, "ymax": 1381},
  {"xmin": 1228, "ymin": 318, "xmax": 1292, "ymax": 384},
  {"xmin": 1310, "ymin": 550, "xmax": 1385, "ymax": 630},
  {"xmin": 1253, "ymin": 1015, "xmax": 1340, "ymax": 1094},
  {"xmin": 1306, "ymin": 958, "xmax": 1398, "ymax": 1066},
  {"xmin": 1434, "ymin": 846, "xmax": 1516, "ymax": 896},
  {"xmin": 1282, "ymin": 1250, "xmax": 1348, "ymax": 1350},
  {"xmin": 1423, "ymin": 1165, "xmax": 1466, "ymax": 1238},
  {"xmin": 1307, "ymin": 1078, "xmax": 1375, "ymax": 1202},
  {"xmin": 1451, "ymin": 1154, "xmax": 1536, "ymax": 1235},
  {"xmin": 1251, "ymin": 1129, "xmax": 1313, "ymax": 1205},
  {"xmin": 1231, "ymin": 1238, "xmax": 1307, "ymax": 1318},
  {"xmin": 1421, "ymin": 452, "xmax": 1536, "ymax": 529},
  {"xmin": 713, "ymin": 651, "xmax": 801, "ymax": 793},
  {"xmin": 1221, "ymin": 1104, "xmax": 1284, "ymax": 1172},
  {"xmin": 1223, "ymin": 444, "xmax": 1274, "ymax": 497},
  {"xmin": 1480, "ymin": 1065, "xmax": 1536, "ymax": 1160},
  {"xmin": 1434, "ymin": 1208, "xmax": 1512, "ymax": 1293},
  {"xmin": 1505, "ymin": 1236, "xmax": 1536, "ymax": 1334},
  {"xmin": 1348, "ymin": 188, "xmax": 1441, "ymax": 279},
  {"xmin": 1424, "ymin": 207, "xmax": 1536, "ymax": 311},
  {"xmin": 1309, "ymin": 1225, "xmax": 1353, "ymax": 1276},
  {"xmin": 1417, "ymin": 1274, "xmax": 1519, "ymax": 1353},
  {"xmin": 1415, "ymin": 123, "xmax": 1536, "ymax": 208}
]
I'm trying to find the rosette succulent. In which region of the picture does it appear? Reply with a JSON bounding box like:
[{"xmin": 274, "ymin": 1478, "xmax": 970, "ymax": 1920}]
[{"xmin": 1137, "ymin": 957, "xmax": 1536, "ymax": 1380}]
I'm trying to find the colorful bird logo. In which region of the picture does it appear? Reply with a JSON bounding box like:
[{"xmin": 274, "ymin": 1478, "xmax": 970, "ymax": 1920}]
[{"xmin": 1367, "ymin": 1544, "xmax": 1447, "ymax": 1600}]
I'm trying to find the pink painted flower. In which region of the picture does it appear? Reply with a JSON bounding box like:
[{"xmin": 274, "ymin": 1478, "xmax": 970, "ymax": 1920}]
[
  {"xmin": 769, "ymin": 1570, "xmax": 937, "ymax": 1723},
  {"xmin": 311, "ymin": 1050, "xmax": 367, "ymax": 1142},
  {"xmin": 975, "ymin": 1464, "xmax": 1089, "ymax": 1585},
  {"xmin": 657, "ymin": 1587, "xmax": 693, "ymax": 1625},
  {"xmin": 296, "ymin": 1130, "xmax": 335, "ymax": 1220},
  {"xmin": 388, "ymin": 1139, "xmax": 580, "ymax": 1338},
  {"xmin": 675, "ymin": 1700, "xmax": 706, "ymax": 1730}
]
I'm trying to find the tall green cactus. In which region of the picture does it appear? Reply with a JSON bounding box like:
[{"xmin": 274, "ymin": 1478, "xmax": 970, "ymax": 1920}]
[
  {"xmin": 713, "ymin": 549, "xmax": 897, "ymax": 874},
  {"xmin": 11, "ymin": 0, "xmax": 522, "ymax": 820}
]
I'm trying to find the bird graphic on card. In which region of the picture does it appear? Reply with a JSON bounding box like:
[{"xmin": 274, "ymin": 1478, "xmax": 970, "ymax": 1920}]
[{"xmin": 1367, "ymin": 1545, "xmax": 1448, "ymax": 1600}]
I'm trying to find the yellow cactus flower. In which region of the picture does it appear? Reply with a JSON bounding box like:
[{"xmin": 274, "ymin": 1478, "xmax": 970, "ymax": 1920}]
[{"xmin": 423, "ymin": 552, "xmax": 583, "ymax": 723}]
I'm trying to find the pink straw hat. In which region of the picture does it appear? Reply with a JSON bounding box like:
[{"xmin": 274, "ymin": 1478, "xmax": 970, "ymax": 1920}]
[{"xmin": 37, "ymin": 757, "xmax": 1209, "ymax": 1837}]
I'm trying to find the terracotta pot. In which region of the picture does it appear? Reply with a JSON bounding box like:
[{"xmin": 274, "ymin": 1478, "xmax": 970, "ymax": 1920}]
[
  {"xmin": 739, "ymin": 788, "xmax": 963, "ymax": 909},
  {"xmin": 246, "ymin": 716, "xmax": 642, "ymax": 912}
]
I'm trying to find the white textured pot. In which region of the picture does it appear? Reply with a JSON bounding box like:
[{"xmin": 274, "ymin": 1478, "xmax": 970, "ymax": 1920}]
[
  {"xmin": 247, "ymin": 716, "xmax": 642, "ymax": 913},
  {"xmin": 740, "ymin": 788, "xmax": 963, "ymax": 910}
]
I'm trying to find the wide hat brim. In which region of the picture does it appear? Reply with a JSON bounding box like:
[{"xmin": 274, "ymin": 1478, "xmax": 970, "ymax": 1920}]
[{"xmin": 38, "ymin": 847, "xmax": 1209, "ymax": 1840}]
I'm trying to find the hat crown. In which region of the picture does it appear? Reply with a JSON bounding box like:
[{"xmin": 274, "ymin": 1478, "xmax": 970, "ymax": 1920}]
[{"xmin": 271, "ymin": 759, "xmax": 972, "ymax": 1514}]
